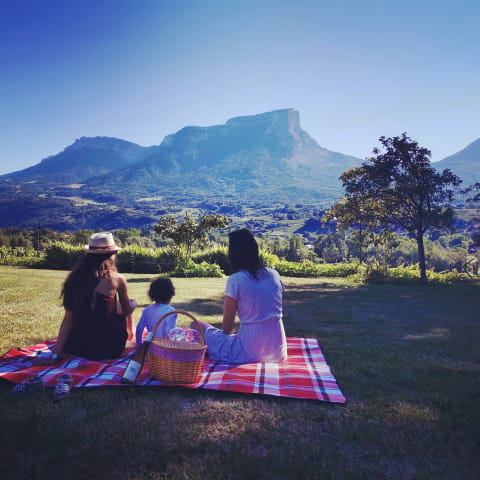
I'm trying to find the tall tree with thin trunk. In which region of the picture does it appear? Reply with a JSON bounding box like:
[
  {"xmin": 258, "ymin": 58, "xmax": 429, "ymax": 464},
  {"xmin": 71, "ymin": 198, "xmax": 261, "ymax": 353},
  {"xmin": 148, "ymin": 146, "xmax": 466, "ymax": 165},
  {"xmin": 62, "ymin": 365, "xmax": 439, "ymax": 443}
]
[
  {"xmin": 154, "ymin": 212, "xmax": 228, "ymax": 258},
  {"xmin": 324, "ymin": 133, "xmax": 461, "ymax": 283},
  {"xmin": 463, "ymin": 182, "xmax": 480, "ymax": 247}
]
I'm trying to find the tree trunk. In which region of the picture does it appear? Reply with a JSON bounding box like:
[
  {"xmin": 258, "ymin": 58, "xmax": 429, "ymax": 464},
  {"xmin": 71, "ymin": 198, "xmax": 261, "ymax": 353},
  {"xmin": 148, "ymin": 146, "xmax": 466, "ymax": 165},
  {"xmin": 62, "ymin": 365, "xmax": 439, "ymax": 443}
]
[
  {"xmin": 359, "ymin": 226, "xmax": 364, "ymax": 263},
  {"xmin": 416, "ymin": 233, "xmax": 427, "ymax": 284}
]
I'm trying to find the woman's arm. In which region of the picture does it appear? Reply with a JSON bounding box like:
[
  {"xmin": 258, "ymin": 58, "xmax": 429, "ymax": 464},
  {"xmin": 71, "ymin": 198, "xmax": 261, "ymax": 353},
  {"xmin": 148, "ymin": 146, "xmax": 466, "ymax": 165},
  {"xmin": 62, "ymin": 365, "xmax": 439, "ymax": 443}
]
[
  {"xmin": 53, "ymin": 310, "xmax": 74, "ymax": 356},
  {"xmin": 222, "ymin": 295, "xmax": 237, "ymax": 334},
  {"xmin": 39, "ymin": 310, "xmax": 74, "ymax": 365},
  {"xmin": 116, "ymin": 275, "xmax": 137, "ymax": 315}
]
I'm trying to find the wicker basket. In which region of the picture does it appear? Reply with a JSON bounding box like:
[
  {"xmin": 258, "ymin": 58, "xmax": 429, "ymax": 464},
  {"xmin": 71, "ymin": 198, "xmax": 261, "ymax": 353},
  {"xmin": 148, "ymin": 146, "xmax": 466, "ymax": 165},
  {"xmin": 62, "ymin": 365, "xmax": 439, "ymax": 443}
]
[{"xmin": 148, "ymin": 310, "xmax": 207, "ymax": 384}]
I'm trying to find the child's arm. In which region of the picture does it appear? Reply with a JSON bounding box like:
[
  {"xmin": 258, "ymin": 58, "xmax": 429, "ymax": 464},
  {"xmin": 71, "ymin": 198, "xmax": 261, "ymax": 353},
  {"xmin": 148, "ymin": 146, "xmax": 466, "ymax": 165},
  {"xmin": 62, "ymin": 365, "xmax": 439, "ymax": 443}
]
[{"xmin": 135, "ymin": 311, "xmax": 147, "ymax": 348}]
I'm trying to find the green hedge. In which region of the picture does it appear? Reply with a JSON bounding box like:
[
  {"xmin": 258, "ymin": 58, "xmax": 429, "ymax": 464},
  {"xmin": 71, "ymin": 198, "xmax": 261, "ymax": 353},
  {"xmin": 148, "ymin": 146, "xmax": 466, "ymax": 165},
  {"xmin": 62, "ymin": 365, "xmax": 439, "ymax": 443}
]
[
  {"xmin": 7, "ymin": 243, "xmax": 474, "ymax": 282},
  {"xmin": 0, "ymin": 246, "xmax": 44, "ymax": 268},
  {"xmin": 362, "ymin": 265, "xmax": 472, "ymax": 284},
  {"xmin": 43, "ymin": 243, "xmax": 83, "ymax": 270},
  {"xmin": 171, "ymin": 260, "xmax": 224, "ymax": 278},
  {"xmin": 42, "ymin": 243, "xmax": 180, "ymax": 273},
  {"xmin": 117, "ymin": 245, "xmax": 164, "ymax": 273},
  {"xmin": 193, "ymin": 247, "xmax": 230, "ymax": 274},
  {"xmin": 273, "ymin": 260, "xmax": 360, "ymax": 277}
]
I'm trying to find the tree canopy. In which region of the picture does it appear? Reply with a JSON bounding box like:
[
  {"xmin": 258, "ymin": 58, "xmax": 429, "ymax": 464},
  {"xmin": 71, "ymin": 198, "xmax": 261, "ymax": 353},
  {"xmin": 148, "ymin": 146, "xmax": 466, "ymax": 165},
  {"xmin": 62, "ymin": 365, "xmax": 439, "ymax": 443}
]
[
  {"xmin": 324, "ymin": 133, "xmax": 462, "ymax": 283},
  {"xmin": 154, "ymin": 212, "xmax": 228, "ymax": 257}
]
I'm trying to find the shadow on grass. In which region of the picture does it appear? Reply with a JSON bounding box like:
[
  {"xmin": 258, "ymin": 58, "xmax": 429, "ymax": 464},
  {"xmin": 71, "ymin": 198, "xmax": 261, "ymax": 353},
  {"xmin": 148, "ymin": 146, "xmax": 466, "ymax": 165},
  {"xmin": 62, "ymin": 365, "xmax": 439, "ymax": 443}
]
[
  {"xmin": 125, "ymin": 277, "xmax": 157, "ymax": 283},
  {"xmin": 174, "ymin": 296, "xmax": 224, "ymax": 317}
]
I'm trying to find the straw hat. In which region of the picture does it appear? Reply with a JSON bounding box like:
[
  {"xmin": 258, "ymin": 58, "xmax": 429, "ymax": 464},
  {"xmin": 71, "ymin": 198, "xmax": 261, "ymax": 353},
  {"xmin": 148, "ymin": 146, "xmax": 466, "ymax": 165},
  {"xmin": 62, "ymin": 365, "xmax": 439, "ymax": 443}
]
[{"xmin": 85, "ymin": 232, "xmax": 121, "ymax": 254}]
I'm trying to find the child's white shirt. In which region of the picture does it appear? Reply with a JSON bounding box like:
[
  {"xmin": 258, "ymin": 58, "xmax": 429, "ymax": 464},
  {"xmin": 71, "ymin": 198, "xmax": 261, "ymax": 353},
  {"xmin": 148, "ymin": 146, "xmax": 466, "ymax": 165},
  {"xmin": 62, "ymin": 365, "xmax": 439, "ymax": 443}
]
[{"xmin": 135, "ymin": 303, "xmax": 176, "ymax": 347}]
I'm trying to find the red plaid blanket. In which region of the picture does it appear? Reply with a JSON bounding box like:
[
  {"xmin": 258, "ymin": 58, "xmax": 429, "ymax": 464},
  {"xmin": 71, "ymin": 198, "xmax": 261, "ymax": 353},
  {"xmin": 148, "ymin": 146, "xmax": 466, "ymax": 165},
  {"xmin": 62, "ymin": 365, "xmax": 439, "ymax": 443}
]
[{"xmin": 0, "ymin": 337, "xmax": 346, "ymax": 403}]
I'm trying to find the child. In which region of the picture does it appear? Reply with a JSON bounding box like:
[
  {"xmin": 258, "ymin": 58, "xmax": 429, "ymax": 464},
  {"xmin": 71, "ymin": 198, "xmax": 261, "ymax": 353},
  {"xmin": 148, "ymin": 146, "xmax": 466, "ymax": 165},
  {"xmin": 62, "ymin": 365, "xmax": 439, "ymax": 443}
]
[{"xmin": 135, "ymin": 277, "xmax": 176, "ymax": 347}]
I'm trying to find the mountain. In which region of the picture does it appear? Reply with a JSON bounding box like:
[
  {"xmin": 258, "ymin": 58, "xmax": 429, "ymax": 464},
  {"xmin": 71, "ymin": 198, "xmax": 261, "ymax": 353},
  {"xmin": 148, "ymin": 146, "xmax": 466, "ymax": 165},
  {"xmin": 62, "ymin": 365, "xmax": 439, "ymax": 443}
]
[
  {"xmin": 433, "ymin": 138, "xmax": 480, "ymax": 185},
  {"xmin": 0, "ymin": 108, "xmax": 364, "ymax": 229},
  {"xmin": 81, "ymin": 109, "xmax": 361, "ymax": 203},
  {"xmin": 0, "ymin": 136, "xmax": 152, "ymax": 185},
  {"xmin": 2, "ymin": 109, "xmax": 478, "ymax": 231}
]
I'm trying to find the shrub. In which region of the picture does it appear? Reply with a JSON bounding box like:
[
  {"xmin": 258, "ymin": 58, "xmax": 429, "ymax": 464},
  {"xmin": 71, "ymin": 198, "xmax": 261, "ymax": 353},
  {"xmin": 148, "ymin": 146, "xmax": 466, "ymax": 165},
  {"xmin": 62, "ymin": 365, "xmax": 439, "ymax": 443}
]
[
  {"xmin": 0, "ymin": 246, "xmax": 44, "ymax": 267},
  {"xmin": 260, "ymin": 251, "xmax": 280, "ymax": 268},
  {"xmin": 193, "ymin": 247, "xmax": 230, "ymax": 274},
  {"xmin": 156, "ymin": 246, "xmax": 184, "ymax": 273},
  {"xmin": 117, "ymin": 245, "xmax": 161, "ymax": 273},
  {"xmin": 361, "ymin": 265, "xmax": 473, "ymax": 284},
  {"xmin": 43, "ymin": 243, "xmax": 83, "ymax": 270},
  {"xmin": 274, "ymin": 260, "xmax": 359, "ymax": 277},
  {"xmin": 171, "ymin": 260, "xmax": 224, "ymax": 278}
]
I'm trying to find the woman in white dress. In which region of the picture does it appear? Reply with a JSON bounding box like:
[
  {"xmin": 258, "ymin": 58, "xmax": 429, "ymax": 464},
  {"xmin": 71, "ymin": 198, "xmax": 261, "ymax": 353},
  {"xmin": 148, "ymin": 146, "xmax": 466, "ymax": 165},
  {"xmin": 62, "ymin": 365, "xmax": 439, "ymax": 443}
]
[{"xmin": 197, "ymin": 229, "xmax": 288, "ymax": 364}]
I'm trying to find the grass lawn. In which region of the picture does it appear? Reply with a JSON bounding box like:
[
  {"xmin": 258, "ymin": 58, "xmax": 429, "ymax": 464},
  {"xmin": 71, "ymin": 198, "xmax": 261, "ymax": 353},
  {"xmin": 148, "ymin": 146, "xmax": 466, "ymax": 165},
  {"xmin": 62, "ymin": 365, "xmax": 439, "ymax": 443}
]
[{"xmin": 0, "ymin": 265, "xmax": 479, "ymax": 480}]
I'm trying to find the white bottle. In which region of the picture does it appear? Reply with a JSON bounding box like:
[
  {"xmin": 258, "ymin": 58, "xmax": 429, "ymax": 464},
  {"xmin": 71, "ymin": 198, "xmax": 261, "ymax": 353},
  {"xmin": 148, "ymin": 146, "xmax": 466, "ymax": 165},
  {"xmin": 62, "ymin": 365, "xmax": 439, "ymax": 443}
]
[{"xmin": 120, "ymin": 331, "xmax": 153, "ymax": 384}]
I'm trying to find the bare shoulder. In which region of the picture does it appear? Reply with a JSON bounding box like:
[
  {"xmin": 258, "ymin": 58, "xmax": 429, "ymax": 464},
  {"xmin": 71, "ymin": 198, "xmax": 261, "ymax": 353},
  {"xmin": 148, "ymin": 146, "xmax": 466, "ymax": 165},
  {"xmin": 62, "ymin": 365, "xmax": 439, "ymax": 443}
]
[
  {"xmin": 111, "ymin": 272, "xmax": 126, "ymax": 281},
  {"xmin": 111, "ymin": 272, "xmax": 127, "ymax": 288}
]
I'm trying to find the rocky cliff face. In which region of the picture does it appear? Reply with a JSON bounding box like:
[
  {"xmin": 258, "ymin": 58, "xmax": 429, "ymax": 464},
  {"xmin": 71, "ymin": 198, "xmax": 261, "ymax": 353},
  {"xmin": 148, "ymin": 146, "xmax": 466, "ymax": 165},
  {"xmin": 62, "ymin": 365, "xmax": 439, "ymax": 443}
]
[
  {"xmin": 83, "ymin": 108, "xmax": 362, "ymax": 203},
  {"xmin": 156, "ymin": 109, "xmax": 304, "ymax": 171}
]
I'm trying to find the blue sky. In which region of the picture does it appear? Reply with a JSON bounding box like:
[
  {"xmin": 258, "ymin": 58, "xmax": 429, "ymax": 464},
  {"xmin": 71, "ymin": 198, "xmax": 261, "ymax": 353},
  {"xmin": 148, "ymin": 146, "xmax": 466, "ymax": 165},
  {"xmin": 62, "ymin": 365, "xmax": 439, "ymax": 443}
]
[{"xmin": 0, "ymin": 0, "xmax": 479, "ymax": 175}]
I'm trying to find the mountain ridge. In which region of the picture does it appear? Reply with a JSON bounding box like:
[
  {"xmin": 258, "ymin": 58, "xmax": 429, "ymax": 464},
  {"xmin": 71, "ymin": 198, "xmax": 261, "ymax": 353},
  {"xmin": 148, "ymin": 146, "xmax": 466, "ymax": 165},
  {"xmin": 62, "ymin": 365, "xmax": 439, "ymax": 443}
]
[
  {"xmin": 0, "ymin": 136, "xmax": 153, "ymax": 184},
  {"xmin": 71, "ymin": 108, "xmax": 363, "ymax": 204},
  {"xmin": 432, "ymin": 138, "xmax": 480, "ymax": 185},
  {"xmin": 0, "ymin": 108, "xmax": 478, "ymax": 230}
]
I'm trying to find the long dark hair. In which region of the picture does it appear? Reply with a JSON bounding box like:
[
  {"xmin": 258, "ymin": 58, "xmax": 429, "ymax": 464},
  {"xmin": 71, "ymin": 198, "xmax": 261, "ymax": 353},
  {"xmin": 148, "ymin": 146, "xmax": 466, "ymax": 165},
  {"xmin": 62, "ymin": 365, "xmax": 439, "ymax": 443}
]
[
  {"xmin": 228, "ymin": 229, "xmax": 265, "ymax": 279},
  {"xmin": 61, "ymin": 253, "xmax": 117, "ymax": 314}
]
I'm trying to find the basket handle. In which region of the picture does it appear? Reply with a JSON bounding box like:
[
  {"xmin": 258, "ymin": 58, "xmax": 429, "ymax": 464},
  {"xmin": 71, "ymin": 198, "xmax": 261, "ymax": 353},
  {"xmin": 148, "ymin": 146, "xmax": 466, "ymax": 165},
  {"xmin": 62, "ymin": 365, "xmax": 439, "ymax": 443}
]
[{"xmin": 151, "ymin": 310, "xmax": 205, "ymax": 346}]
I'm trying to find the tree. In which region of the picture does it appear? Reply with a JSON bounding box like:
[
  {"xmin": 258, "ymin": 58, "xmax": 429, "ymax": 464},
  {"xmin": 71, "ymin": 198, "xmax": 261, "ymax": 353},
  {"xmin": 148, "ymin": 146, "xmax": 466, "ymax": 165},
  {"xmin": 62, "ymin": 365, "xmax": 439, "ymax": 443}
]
[
  {"xmin": 314, "ymin": 231, "xmax": 348, "ymax": 263},
  {"xmin": 73, "ymin": 229, "xmax": 94, "ymax": 246},
  {"xmin": 115, "ymin": 228, "xmax": 141, "ymax": 246},
  {"xmin": 463, "ymin": 182, "xmax": 480, "ymax": 247},
  {"xmin": 154, "ymin": 212, "xmax": 228, "ymax": 258},
  {"xmin": 464, "ymin": 182, "xmax": 480, "ymax": 203},
  {"xmin": 324, "ymin": 133, "xmax": 461, "ymax": 283},
  {"xmin": 323, "ymin": 195, "xmax": 382, "ymax": 263},
  {"xmin": 463, "ymin": 182, "xmax": 480, "ymax": 274}
]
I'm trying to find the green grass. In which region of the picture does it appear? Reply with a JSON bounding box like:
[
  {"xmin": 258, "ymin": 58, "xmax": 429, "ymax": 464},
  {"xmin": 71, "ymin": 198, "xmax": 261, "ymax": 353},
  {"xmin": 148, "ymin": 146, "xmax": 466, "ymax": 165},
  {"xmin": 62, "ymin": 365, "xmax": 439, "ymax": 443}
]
[{"xmin": 0, "ymin": 265, "xmax": 479, "ymax": 480}]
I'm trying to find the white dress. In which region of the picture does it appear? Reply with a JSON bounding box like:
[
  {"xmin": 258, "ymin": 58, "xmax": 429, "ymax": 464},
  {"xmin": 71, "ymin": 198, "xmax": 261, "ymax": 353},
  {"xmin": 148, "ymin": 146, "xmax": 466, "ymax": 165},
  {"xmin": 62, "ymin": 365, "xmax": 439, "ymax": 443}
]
[{"xmin": 204, "ymin": 267, "xmax": 288, "ymax": 364}]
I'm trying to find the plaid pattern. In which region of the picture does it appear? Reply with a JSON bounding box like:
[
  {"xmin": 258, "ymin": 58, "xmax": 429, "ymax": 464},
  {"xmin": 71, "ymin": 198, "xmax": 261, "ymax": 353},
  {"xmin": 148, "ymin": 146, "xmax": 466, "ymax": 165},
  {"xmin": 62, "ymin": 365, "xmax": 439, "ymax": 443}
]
[{"xmin": 0, "ymin": 337, "xmax": 346, "ymax": 403}]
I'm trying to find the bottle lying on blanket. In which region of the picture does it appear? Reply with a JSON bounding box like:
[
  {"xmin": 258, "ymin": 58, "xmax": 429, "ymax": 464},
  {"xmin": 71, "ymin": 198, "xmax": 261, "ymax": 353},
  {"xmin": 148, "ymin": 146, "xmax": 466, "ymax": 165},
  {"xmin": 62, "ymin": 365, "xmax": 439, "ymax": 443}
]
[{"xmin": 120, "ymin": 331, "xmax": 154, "ymax": 384}]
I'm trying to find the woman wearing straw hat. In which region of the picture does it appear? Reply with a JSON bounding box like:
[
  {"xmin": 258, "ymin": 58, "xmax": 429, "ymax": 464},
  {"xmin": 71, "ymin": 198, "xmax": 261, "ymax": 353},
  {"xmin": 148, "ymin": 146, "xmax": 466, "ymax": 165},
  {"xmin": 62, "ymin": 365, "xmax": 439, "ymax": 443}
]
[{"xmin": 45, "ymin": 232, "xmax": 137, "ymax": 362}]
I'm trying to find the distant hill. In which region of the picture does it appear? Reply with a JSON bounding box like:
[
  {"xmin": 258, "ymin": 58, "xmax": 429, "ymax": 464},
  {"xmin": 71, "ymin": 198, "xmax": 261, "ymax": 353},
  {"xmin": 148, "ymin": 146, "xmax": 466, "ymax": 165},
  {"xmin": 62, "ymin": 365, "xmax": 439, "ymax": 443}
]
[
  {"xmin": 433, "ymin": 138, "xmax": 480, "ymax": 185},
  {"xmin": 0, "ymin": 136, "xmax": 152, "ymax": 185}
]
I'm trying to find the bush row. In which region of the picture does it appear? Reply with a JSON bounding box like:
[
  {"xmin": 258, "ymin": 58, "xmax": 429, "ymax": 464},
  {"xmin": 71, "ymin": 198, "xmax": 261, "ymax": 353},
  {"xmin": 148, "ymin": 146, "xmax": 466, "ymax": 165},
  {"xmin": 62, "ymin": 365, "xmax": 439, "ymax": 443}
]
[
  {"xmin": 0, "ymin": 243, "xmax": 476, "ymax": 282},
  {"xmin": 0, "ymin": 246, "xmax": 44, "ymax": 267},
  {"xmin": 360, "ymin": 265, "xmax": 472, "ymax": 284},
  {"xmin": 272, "ymin": 260, "xmax": 360, "ymax": 277}
]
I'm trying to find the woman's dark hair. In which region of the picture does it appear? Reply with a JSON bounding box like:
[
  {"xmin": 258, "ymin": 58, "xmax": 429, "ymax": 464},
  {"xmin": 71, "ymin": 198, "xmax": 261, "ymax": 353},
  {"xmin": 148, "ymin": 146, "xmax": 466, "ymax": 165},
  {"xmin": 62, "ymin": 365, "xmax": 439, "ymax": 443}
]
[
  {"xmin": 61, "ymin": 252, "xmax": 117, "ymax": 313},
  {"xmin": 228, "ymin": 229, "xmax": 265, "ymax": 279},
  {"xmin": 148, "ymin": 277, "xmax": 175, "ymax": 303}
]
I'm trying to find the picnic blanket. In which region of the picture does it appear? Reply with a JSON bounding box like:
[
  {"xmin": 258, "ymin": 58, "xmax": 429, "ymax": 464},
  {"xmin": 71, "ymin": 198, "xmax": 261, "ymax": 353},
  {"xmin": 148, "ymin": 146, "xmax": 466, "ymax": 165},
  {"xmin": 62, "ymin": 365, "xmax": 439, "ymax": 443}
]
[{"xmin": 0, "ymin": 337, "xmax": 346, "ymax": 403}]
